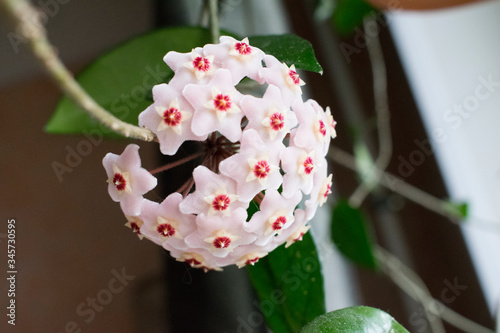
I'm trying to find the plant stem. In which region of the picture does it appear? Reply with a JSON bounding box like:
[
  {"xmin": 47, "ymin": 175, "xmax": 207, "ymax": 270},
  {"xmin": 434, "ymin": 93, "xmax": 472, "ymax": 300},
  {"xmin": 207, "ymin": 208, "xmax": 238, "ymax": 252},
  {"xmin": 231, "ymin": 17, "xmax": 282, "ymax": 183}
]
[
  {"xmin": 329, "ymin": 147, "xmax": 463, "ymax": 221},
  {"xmin": 376, "ymin": 246, "xmax": 494, "ymax": 333},
  {"xmin": 1, "ymin": 0, "xmax": 156, "ymax": 142},
  {"xmin": 349, "ymin": 15, "xmax": 392, "ymax": 207},
  {"xmin": 149, "ymin": 152, "xmax": 203, "ymax": 175},
  {"xmin": 208, "ymin": 0, "xmax": 220, "ymax": 44}
]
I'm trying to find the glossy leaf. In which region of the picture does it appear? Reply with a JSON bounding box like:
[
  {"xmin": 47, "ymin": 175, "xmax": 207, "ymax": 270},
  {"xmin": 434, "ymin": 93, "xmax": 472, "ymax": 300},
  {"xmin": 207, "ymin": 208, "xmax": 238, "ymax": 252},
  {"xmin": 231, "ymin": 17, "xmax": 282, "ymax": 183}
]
[
  {"xmin": 247, "ymin": 232, "xmax": 325, "ymax": 333},
  {"xmin": 250, "ymin": 34, "xmax": 323, "ymax": 74},
  {"xmin": 300, "ymin": 306, "xmax": 410, "ymax": 332},
  {"xmin": 46, "ymin": 27, "xmax": 213, "ymax": 138},
  {"xmin": 331, "ymin": 200, "xmax": 377, "ymax": 269},
  {"xmin": 332, "ymin": 0, "xmax": 376, "ymax": 35},
  {"xmin": 246, "ymin": 199, "xmax": 260, "ymax": 221}
]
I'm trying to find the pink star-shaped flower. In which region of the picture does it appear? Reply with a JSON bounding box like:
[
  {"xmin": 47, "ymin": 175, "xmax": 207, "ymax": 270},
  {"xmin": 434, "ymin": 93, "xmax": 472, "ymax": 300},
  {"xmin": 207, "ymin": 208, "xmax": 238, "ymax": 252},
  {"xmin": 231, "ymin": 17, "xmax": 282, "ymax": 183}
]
[
  {"xmin": 280, "ymin": 147, "xmax": 326, "ymax": 198},
  {"xmin": 179, "ymin": 165, "xmax": 248, "ymax": 216},
  {"xmin": 219, "ymin": 129, "xmax": 283, "ymax": 201},
  {"xmin": 285, "ymin": 224, "xmax": 311, "ymax": 247},
  {"xmin": 234, "ymin": 251, "xmax": 269, "ymax": 268},
  {"xmin": 245, "ymin": 189, "xmax": 303, "ymax": 246},
  {"xmin": 204, "ymin": 36, "xmax": 265, "ymax": 84},
  {"xmin": 175, "ymin": 250, "xmax": 222, "ymax": 272},
  {"xmin": 214, "ymin": 241, "xmax": 282, "ymax": 268},
  {"xmin": 241, "ymin": 84, "xmax": 298, "ymax": 143},
  {"xmin": 184, "ymin": 208, "xmax": 256, "ymax": 258},
  {"xmin": 282, "ymin": 209, "xmax": 311, "ymax": 248},
  {"xmin": 305, "ymin": 162, "xmax": 332, "ymax": 219},
  {"xmin": 163, "ymin": 47, "xmax": 219, "ymax": 93},
  {"xmin": 183, "ymin": 69, "xmax": 244, "ymax": 142},
  {"xmin": 125, "ymin": 215, "xmax": 147, "ymax": 240},
  {"xmin": 137, "ymin": 195, "xmax": 196, "ymax": 252},
  {"xmin": 164, "ymin": 47, "xmax": 216, "ymax": 79},
  {"xmin": 325, "ymin": 106, "xmax": 337, "ymax": 139},
  {"xmin": 291, "ymin": 99, "xmax": 332, "ymax": 157},
  {"xmin": 259, "ymin": 55, "xmax": 305, "ymax": 107},
  {"xmin": 139, "ymin": 84, "xmax": 207, "ymax": 155},
  {"xmin": 102, "ymin": 144, "xmax": 157, "ymax": 216}
]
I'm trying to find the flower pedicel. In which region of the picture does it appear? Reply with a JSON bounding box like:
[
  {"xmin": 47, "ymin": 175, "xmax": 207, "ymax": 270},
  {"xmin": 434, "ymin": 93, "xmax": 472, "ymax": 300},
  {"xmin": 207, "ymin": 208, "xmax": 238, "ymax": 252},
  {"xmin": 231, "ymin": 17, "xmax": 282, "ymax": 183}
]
[{"xmin": 102, "ymin": 36, "xmax": 336, "ymax": 271}]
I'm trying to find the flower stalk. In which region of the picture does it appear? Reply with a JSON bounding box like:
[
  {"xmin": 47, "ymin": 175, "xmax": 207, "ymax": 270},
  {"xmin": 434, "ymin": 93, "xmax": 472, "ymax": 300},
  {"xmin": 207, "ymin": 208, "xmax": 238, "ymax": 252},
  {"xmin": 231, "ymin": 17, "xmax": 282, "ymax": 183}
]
[
  {"xmin": 0, "ymin": 0, "xmax": 156, "ymax": 142},
  {"xmin": 208, "ymin": 0, "xmax": 220, "ymax": 44}
]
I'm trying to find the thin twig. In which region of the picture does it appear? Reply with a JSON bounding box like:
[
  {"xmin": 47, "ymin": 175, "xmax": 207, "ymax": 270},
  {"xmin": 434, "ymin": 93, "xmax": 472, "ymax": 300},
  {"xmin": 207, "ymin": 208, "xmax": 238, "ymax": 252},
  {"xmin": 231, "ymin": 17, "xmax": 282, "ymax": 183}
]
[
  {"xmin": 376, "ymin": 246, "xmax": 446, "ymax": 333},
  {"xmin": 208, "ymin": 0, "xmax": 220, "ymax": 44},
  {"xmin": 329, "ymin": 147, "xmax": 463, "ymax": 221},
  {"xmin": 149, "ymin": 152, "xmax": 203, "ymax": 175},
  {"xmin": 349, "ymin": 15, "xmax": 392, "ymax": 207},
  {"xmin": 182, "ymin": 177, "xmax": 196, "ymax": 197},
  {"xmin": 1, "ymin": 0, "xmax": 156, "ymax": 142},
  {"xmin": 376, "ymin": 246, "xmax": 494, "ymax": 333},
  {"xmin": 198, "ymin": 0, "xmax": 209, "ymax": 26}
]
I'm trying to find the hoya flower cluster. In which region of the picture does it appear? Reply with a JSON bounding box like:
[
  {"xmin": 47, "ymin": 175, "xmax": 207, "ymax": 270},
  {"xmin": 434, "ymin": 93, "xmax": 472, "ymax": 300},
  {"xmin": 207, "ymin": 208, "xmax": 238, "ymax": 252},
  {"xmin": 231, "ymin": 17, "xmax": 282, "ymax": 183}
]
[{"xmin": 103, "ymin": 37, "xmax": 336, "ymax": 271}]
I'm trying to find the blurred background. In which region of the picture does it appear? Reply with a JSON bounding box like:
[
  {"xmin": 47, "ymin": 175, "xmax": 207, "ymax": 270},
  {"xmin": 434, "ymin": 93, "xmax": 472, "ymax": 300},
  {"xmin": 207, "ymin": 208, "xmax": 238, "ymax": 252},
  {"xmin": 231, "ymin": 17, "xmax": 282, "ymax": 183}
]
[{"xmin": 1, "ymin": 0, "xmax": 499, "ymax": 332}]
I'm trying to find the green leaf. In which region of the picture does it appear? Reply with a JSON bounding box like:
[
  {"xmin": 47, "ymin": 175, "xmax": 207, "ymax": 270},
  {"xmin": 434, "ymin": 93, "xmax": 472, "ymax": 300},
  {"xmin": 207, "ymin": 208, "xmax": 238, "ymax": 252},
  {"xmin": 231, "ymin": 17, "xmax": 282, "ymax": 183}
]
[
  {"xmin": 299, "ymin": 306, "xmax": 410, "ymax": 332},
  {"xmin": 246, "ymin": 199, "xmax": 260, "ymax": 221},
  {"xmin": 247, "ymin": 232, "xmax": 326, "ymax": 333},
  {"xmin": 249, "ymin": 34, "xmax": 323, "ymax": 74},
  {"xmin": 456, "ymin": 202, "xmax": 468, "ymax": 218},
  {"xmin": 331, "ymin": 200, "xmax": 377, "ymax": 269},
  {"xmin": 45, "ymin": 27, "xmax": 214, "ymax": 138},
  {"xmin": 332, "ymin": 0, "xmax": 377, "ymax": 35}
]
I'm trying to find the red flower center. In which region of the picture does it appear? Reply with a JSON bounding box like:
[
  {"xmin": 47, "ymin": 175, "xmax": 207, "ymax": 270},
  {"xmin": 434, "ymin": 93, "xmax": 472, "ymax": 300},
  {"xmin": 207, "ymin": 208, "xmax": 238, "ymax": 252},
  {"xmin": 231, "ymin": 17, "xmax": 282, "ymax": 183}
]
[
  {"xmin": 272, "ymin": 216, "xmax": 287, "ymax": 231},
  {"xmin": 318, "ymin": 120, "xmax": 327, "ymax": 137},
  {"xmin": 289, "ymin": 70, "xmax": 301, "ymax": 85},
  {"xmin": 213, "ymin": 94, "xmax": 232, "ymax": 111},
  {"xmin": 185, "ymin": 258, "xmax": 202, "ymax": 266},
  {"xmin": 130, "ymin": 222, "xmax": 141, "ymax": 234},
  {"xmin": 245, "ymin": 257, "xmax": 260, "ymax": 266},
  {"xmin": 235, "ymin": 42, "xmax": 252, "ymax": 55},
  {"xmin": 193, "ymin": 56, "xmax": 211, "ymax": 72},
  {"xmin": 113, "ymin": 173, "xmax": 127, "ymax": 191},
  {"xmin": 270, "ymin": 112, "xmax": 285, "ymax": 131},
  {"xmin": 162, "ymin": 107, "xmax": 182, "ymax": 127},
  {"xmin": 293, "ymin": 232, "xmax": 305, "ymax": 242},
  {"xmin": 213, "ymin": 236, "xmax": 231, "ymax": 249},
  {"xmin": 323, "ymin": 184, "xmax": 332, "ymax": 198},
  {"xmin": 253, "ymin": 160, "xmax": 271, "ymax": 179},
  {"xmin": 157, "ymin": 223, "xmax": 176, "ymax": 238},
  {"xmin": 212, "ymin": 194, "xmax": 230, "ymax": 211},
  {"xmin": 303, "ymin": 157, "xmax": 314, "ymax": 175}
]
